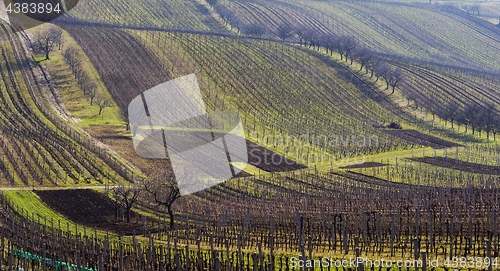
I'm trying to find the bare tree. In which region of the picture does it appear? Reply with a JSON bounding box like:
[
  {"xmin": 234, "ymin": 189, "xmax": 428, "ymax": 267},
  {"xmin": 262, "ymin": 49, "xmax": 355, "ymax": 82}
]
[
  {"xmin": 96, "ymin": 97, "xmax": 111, "ymax": 115},
  {"xmin": 276, "ymin": 23, "xmax": 294, "ymax": 40},
  {"xmin": 388, "ymin": 69, "xmax": 404, "ymax": 95},
  {"xmin": 242, "ymin": 24, "xmax": 267, "ymax": 37},
  {"xmin": 492, "ymin": 115, "xmax": 500, "ymax": 141},
  {"xmin": 109, "ymin": 188, "xmax": 123, "ymax": 220},
  {"xmin": 75, "ymin": 67, "xmax": 89, "ymax": 87},
  {"xmin": 459, "ymin": 103, "xmax": 481, "ymax": 134},
  {"xmin": 143, "ymin": 171, "xmax": 181, "ymax": 229},
  {"xmin": 482, "ymin": 103, "xmax": 497, "ymax": 140},
  {"xmin": 319, "ymin": 34, "xmax": 337, "ymax": 55},
  {"xmin": 295, "ymin": 26, "xmax": 308, "ymax": 47},
  {"xmin": 352, "ymin": 47, "xmax": 373, "ymax": 72},
  {"xmin": 335, "ymin": 35, "xmax": 357, "ymax": 62},
  {"xmin": 302, "ymin": 30, "xmax": 320, "ymax": 50},
  {"xmin": 366, "ymin": 57, "xmax": 382, "ymax": 78},
  {"xmin": 469, "ymin": 5, "xmax": 480, "ymax": 16},
  {"xmin": 443, "ymin": 100, "xmax": 460, "ymax": 128},
  {"xmin": 374, "ymin": 63, "xmax": 390, "ymax": 83},
  {"xmin": 32, "ymin": 26, "xmax": 63, "ymax": 60},
  {"xmin": 63, "ymin": 46, "xmax": 81, "ymax": 72},
  {"xmin": 84, "ymin": 82, "xmax": 98, "ymax": 105},
  {"xmin": 112, "ymin": 186, "xmax": 141, "ymax": 222}
]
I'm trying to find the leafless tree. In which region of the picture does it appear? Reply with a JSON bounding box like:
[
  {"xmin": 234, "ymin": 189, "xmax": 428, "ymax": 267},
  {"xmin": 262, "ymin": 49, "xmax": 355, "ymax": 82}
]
[
  {"xmin": 109, "ymin": 188, "xmax": 122, "ymax": 220},
  {"xmin": 302, "ymin": 30, "xmax": 320, "ymax": 50},
  {"xmin": 83, "ymin": 81, "xmax": 98, "ymax": 105},
  {"xmin": 374, "ymin": 63, "xmax": 390, "ymax": 83},
  {"xmin": 276, "ymin": 23, "xmax": 294, "ymax": 40},
  {"xmin": 366, "ymin": 57, "xmax": 382, "ymax": 78},
  {"xmin": 243, "ymin": 24, "xmax": 267, "ymax": 37},
  {"xmin": 96, "ymin": 97, "xmax": 111, "ymax": 115},
  {"xmin": 352, "ymin": 47, "xmax": 373, "ymax": 72},
  {"xmin": 443, "ymin": 100, "xmax": 460, "ymax": 128},
  {"xmin": 388, "ymin": 69, "xmax": 404, "ymax": 95},
  {"xmin": 335, "ymin": 35, "xmax": 357, "ymax": 62},
  {"xmin": 32, "ymin": 26, "xmax": 63, "ymax": 60},
  {"xmin": 482, "ymin": 103, "xmax": 497, "ymax": 140},
  {"xmin": 319, "ymin": 34, "xmax": 337, "ymax": 55},
  {"xmin": 75, "ymin": 67, "xmax": 89, "ymax": 87},
  {"xmin": 112, "ymin": 186, "xmax": 141, "ymax": 222},
  {"xmin": 469, "ymin": 5, "xmax": 480, "ymax": 16},
  {"xmin": 295, "ymin": 26, "xmax": 307, "ymax": 46},
  {"xmin": 143, "ymin": 171, "xmax": 181, "ymax": 229},
  {"xmin": 459, "ymin": 103, "xmax": 481, "ymax": 134},
  {"xmin": 492, "ymin": 116, "xmax": 500, "ymax": 141},
  {"xmin": 63, "ymin": 46, "xmax": 81, "ymax": 72}
]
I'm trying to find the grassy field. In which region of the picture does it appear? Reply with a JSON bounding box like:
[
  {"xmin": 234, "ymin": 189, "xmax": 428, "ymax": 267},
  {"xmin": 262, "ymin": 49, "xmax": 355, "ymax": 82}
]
[{"xmin": 30, "ymin": 28, "xmax": 124, "ymax": 128}]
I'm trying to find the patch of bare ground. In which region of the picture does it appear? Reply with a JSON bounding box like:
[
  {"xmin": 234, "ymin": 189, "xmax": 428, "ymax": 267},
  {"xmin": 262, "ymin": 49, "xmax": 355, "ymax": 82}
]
[
  {"xmin": 381, "ymin": 129, "xmax": 462, "ymax": 149},
  {"xmin": 409, "ymin": 156, "xmax": 500, "ymax": 175}
]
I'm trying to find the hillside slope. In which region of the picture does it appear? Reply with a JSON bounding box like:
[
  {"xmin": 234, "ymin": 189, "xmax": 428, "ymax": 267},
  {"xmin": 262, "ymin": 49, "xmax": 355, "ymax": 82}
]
[
  {"xmin": 63, "ymin": 26, "xmax": 419, "ymax": 166},
  {"xmin": 221, "ymin": 0, "xmax": 500, "ymax": 70},
  {"xmin": 63, "ymin": 0, "xmax": 225, "ymax": 31}
]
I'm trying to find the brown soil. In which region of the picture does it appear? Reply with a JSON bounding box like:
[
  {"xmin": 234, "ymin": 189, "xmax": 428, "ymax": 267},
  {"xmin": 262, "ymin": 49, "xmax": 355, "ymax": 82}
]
[
  {"xmin": 381, "ymin": 129, "xmax": 462, "ymax": 149},
  {"xmin": 246, "ymin": 141, "xmax": 307, "ymax": 172},
  {"xmin": 34, "ymin": 189, "xmax": 159, "ymax": 235},
  {"xmin": 85, "ymin": 125, "xmax": 305, "ymax": 174},
  {"xmin": 409, "ymin": 156, "xmax": 500, "ymax": 175},
  {"xmin": 339, "ymin": 162, "xmax": 388, "ymax": 169}
]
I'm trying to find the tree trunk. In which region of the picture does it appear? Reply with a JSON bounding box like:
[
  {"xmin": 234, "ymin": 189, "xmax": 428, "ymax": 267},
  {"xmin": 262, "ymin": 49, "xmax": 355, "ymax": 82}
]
[
  {"xmin": 126, "ymin": 209, "xmax": 131, "ymax": 222},
  {"xmin": 168, "ymin": 206, "xmax": 174, "ymax": 229}
]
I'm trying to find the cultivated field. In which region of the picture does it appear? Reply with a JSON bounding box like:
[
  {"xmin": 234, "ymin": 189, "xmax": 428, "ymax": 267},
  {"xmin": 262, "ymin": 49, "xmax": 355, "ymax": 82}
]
[{"xmin": 0, "ymin": 0, "xmax": 499, "ymax": 270}]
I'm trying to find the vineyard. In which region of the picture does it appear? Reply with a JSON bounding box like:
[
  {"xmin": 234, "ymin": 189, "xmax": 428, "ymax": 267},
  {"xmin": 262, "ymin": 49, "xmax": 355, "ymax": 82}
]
[
  {"xmin": 61, "ymin": 0, "xmax": 225, "ymax": 31},
  {"xmin": 0, "ymin": 0, "xmax": 499, "ymax": 268},
  {"xmin": 0, "ymin": 23, "xmax": 135, "ymax": 187},
  {"xmin": 62, "ymin": 26, "xmax": 448, "ymax": 172},
  {"xmin": 216, "ymin": 0, "xmax": 500, "ymax": 70},
  {"xmin": 1, "ymin": 159, "xmax": 500, "ymax": 270}
]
